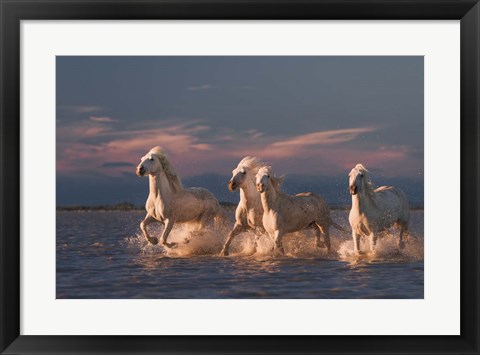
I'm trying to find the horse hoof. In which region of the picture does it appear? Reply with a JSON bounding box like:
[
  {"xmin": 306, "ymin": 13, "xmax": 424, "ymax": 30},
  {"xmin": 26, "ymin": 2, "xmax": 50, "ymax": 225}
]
[
  {"xmin": 220, "ymin": 249, "xmax": 229, "ymax": 257},
  {"xmin": 148, "ymin": 237, "xmax": 159, "ymax": 245},
  {"xmin": 163, "ymin": 242, "xmax": 177, "ymax": 249}
]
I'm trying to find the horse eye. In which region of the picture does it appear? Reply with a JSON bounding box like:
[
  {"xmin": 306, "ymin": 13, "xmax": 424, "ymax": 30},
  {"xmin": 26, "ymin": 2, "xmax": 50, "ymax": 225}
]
[
  {"xmin": 241, "ymin": 171, "xmax": 246, "ymax": 174},
  {"xmin": 149, "ymin": 157, "xmax": 154, "ymax": 161},
  {"xmin": 360, "ymin": 174, "xmax": 363, "ymax": 177}
]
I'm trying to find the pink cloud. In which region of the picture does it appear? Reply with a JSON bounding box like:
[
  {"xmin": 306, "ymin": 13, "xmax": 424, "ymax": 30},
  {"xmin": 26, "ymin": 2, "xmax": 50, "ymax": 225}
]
[
  {"xmin": 270, "ymin": 127, "xmax": 376, "ymax": 150},
  {"xmin": 57, "ymin": 122, "xmax": 112, "ymax": 140},
  {"xmin": 57, "ymin": 121, "xmax": 216, "ymax": 176},
  {"xmin": 60, "ymin": 105, "xmax": 102, "ymax": 114},
  {"xmin": 89, "ymin": 116, "xmax": 117, "ymax": 123},
  {"xmin": 191, "ymin": 144, "xmax": 213, "ymax": 151},
  {"xmin": 57, "ymin": 120, "xmax": 421, "ymax": 179}
]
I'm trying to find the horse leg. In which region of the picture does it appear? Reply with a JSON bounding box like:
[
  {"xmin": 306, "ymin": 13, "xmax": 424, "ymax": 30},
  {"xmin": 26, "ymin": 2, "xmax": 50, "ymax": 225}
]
[
  {"xmin": 160, "ymin": 219, "xmax": 177, "ymax": 248},
  {"xmin": 352, "ymin": 230, "xmax": 361, "ymax": 254},
  {"xmin": 273, "ymin": 230, "xmax": 285, "ymax": 255},
  {"xmin": 220, "ymin": 223, "xmax": 244, "ymax": 256},
  {"xmin": 313, "ymin": 225, "xmax": 325, "ymax": 248},
  {"xmin": 398, "ymin": 222, "xmax": 407, "ymax": 249},
  {"xmin": 324, "ymin": 228, "xmax": 331, "ymax": 252},
  {"xmin": 368, "ymin": 232, "xmax": 378, "ymax": 253},
  {"xmin": 314, "ymin": 223, "xmax": 331, "ymax": 251},
  {"xmin": 140, "ymin": 214, "xmax": 159, "ymax": 245},
  {"xmin": 253, "ymin": 234, "xmax": 261, "ymax": 255}
]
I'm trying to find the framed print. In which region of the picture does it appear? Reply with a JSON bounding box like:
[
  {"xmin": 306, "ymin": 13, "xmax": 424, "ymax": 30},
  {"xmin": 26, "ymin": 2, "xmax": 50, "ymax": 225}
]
[{"xmin": 1, "ymin": 0, "xmax": 479, "ymax": 354}]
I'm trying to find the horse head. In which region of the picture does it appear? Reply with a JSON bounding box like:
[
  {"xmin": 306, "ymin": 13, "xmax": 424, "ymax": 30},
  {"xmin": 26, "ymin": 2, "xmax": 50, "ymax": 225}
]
[
  {"xmin": 229, "ymin": 162, "xmax": 248, "ymax": 191},
  {"xmin": 136, "ymin": 146, "xmax": 183, "ymax": 193},
  {"xmin": 255, "ymin": 166, "xmax": 271, "ymax": 193},
  {"xmin": 136, "ymin": 146, "xmax": 164, "ymax": 177},
  {"xmin": 255, "ymin": 166, "xmax": 284, "ymax": 194},
  {"xmin": 229, "ymin": 156, "xmax": 262, "ymax": 191},
  {"xmin": 348, "ymin": 163, "xmax": 369, "ymax": 195}
]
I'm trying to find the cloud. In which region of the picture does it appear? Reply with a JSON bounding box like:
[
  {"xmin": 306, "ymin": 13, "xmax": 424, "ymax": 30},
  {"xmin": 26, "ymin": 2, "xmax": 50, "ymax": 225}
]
[
  {"xmin": 187, "ymin": 84, "xmax": 216, "ymax": 91},
  {"xmin": 209, "ymin": 127, "xmax": 379, "ymax": 162},
  {"xmin": 246, "ymin": 129, "xmax": 264, "ymax": 139},
  {"xmin": 57, "ymin": 121, "xmax": 112, "ymax": 140},
  {"xmin": 271, "ymin": 127, "xmax": 377, "ymax": 149},
  {"xmin": 89, "ymin": 116, "xmax": 117, "ymax": 123},
  {"xmin": 191, "ymin": 144, "xmax": 213, "ymax": 151},
  {"xmin": 101, "ymin": 162, "xmax": 135, "ymax": 168},
  {"xmin": 60, "ymin": 105, "xmax": 102, "ymax": 114},
  {"xmin": 56, "ymin": 119, "xmax": 420, "ymax": 179},
  {"xmin": 56, "ymin": 120, "xmax": 216, "ymax": 176}
]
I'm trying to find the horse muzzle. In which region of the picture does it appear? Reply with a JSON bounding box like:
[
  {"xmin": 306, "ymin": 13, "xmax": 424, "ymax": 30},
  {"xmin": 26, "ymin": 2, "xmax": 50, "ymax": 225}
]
[
  {"xmin": 349, "ymin": 185, "xmax": 357, "ymax": 195},
  {"xmin": 228, "ymin": 180, "xmax": 237, "ymax": 191},
  {"xmin": 256, "ymin": 183, "xmax": 264, "ymax": 193},
  {"xmin": 136, "ymin": 167, "xmax": 145, "ymax": 176}
]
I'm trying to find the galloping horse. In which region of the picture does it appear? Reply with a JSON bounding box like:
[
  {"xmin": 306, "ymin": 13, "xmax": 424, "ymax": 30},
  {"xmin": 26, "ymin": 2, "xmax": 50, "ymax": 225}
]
[
  {"xmin": 220, "ymin": 156, "xmax": 266, "ymax": 256},
  {"xmin": 348, "ymin": 164, "xmax": 409, "ymax": 254},
  {"xmin": 255, "ymin": 166, "xmax": 343, "ymax": 255},
  {"xmin": 136, "ymin": 146, "xmax": 226, "ymax": 248}
]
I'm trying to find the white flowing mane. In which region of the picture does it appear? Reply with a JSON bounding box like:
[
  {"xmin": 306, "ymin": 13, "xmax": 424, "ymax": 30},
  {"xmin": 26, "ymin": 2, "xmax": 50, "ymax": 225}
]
[
  {"xmin": 237, "ymin": 156, "xmax": 265, "ymax": 174},
  {"xmin": 148, "ymin": 146, "xmax": 183, "ymax": 193},
  {"xmin": 262, "ymin": 166, "xmax": 284, "ymax": 192}
]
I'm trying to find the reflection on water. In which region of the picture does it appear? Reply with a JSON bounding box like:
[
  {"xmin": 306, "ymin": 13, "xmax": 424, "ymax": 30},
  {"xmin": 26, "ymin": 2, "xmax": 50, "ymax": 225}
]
[{"xmin": 56, "ymin": 210, "xmax": 424, "ymax": 299}]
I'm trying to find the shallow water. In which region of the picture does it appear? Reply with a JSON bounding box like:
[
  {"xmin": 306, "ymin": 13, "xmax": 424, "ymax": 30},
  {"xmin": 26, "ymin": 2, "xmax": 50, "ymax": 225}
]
[{"xmin": 56, "ymin": 210, "xmax": 424, "ymax": 299}]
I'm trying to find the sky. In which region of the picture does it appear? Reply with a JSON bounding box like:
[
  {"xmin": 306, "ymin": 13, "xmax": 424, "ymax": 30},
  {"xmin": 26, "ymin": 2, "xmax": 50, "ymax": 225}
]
[{"xmin": 56, "ymin": 56, "xmax": 424, "ymax": 206}]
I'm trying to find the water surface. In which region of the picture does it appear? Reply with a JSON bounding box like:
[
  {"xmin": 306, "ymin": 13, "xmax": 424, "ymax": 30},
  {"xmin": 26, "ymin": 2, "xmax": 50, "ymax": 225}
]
[{"xmin": 56, "ymin": 210, "xmax": 424, "ymax": 299}]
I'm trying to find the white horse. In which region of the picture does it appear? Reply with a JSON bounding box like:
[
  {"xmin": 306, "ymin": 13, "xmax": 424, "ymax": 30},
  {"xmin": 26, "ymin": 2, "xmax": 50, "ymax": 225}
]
[
  {"xmin": 136, "ymin": 146, "xmax": 226, "ymax": 248},
  {"xmin": 255, "ymin": 166, "xmax": 343, "ymax": 255},
  {"xmin": 220, "ymin": 156, "xmax": 266, "ymax": 256},
  {"xmin": 348, "ymin": 164, "xmax": 410, "ymax": 254}
]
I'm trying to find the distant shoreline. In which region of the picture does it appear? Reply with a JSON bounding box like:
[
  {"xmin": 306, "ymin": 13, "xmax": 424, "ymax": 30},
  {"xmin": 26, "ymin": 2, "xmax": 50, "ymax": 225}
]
[{"xmin": 56, "ymin": 202, "xmax": 424, "ymax": 212}]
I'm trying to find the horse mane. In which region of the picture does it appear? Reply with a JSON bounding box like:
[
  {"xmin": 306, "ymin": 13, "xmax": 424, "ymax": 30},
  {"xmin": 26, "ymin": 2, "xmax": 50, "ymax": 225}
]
[
  {"xmin": 238, "ymin": 156, "xmax": 265, "ymax": 174},
  {"xmin": 262, "ymin": 166, "xmax": 285, "ymax": 192},
  {"xmin": 354, "ymin": 163, "xmax": 375, "ymax": 201},
  {"xmin": 148, "ymin": 146, "xmax": 183, "ymax": 193}
]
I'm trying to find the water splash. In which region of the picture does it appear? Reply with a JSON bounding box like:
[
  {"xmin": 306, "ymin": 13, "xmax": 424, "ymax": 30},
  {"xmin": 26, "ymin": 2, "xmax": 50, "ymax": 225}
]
[
  {"xmin": 337, "ymin": 232, "xmax": 424, "ymax": 263},
  {"xmin": 123, "ymin": 211, "xmax": 424, "ymax": 262}
]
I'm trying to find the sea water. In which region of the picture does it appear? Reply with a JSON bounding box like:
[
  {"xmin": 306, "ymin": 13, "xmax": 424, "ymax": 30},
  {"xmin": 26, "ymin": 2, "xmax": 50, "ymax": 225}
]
[{"xmin": 56, "ymin": 210, "xmax": 423, "ymax": 299}]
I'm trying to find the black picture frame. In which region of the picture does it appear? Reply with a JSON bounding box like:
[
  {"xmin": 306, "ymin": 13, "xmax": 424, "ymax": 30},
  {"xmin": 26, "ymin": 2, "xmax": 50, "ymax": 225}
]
[{"xmin": 1, "ymin": 1, "xmax": 479, "ymax": 354}]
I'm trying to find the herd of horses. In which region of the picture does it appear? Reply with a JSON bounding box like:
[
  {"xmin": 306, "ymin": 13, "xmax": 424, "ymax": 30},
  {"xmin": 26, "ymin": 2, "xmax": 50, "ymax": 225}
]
[{"xmin": 135, "ymin": 146, "xmax": 410, "ymax": 256}]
